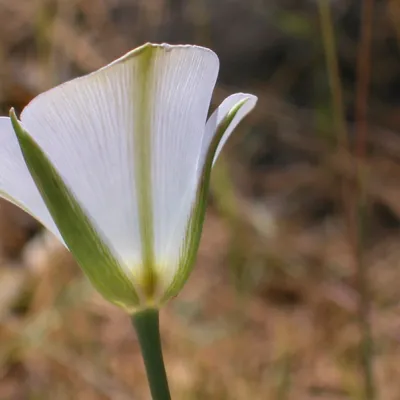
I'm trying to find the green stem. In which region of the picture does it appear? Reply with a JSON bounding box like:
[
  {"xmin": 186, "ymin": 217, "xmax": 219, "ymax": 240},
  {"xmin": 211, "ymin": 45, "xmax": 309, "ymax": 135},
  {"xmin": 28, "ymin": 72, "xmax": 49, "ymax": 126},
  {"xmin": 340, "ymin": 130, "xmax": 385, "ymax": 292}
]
[
  {"xmin": 317, "ymin": 0, "xmax": 348, "ymax": 150},
  {"xmin": 131, "ymin": 308, "xmax": 171, "ymax": 400}
]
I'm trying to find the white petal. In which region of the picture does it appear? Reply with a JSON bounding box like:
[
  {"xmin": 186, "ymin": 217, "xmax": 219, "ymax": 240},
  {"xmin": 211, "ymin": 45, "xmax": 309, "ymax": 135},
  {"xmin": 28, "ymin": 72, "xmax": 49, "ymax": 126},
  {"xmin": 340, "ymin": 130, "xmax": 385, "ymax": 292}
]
[
  {"xmin": 20, "ymin": 43, "xmax": 219, "ymax": 278},
  {"xmin": 202, "ymin": 93, "xmax": 258, "ymax": 166},
  {"xmin": 149, "ymin": 46, "xmax": 219, "ymax": 270},
  {"xmin": 162, "ymin": 93, "xmax": 257, "ymax": 280},
  {"xmin": 0, "ymin": 117, "xmax": 62, "ymax": 240}
]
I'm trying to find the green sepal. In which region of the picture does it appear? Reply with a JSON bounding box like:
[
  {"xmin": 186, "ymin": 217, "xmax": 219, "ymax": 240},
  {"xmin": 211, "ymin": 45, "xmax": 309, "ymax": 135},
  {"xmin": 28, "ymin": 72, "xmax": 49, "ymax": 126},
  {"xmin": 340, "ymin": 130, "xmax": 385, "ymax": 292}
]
[
  {"xmin": 10, "ymin": 109, "xmax": 139, "ymax": 311},
  {"xmin": 162, "ymin": 98, "xmax": 250, "ymax": 301}
]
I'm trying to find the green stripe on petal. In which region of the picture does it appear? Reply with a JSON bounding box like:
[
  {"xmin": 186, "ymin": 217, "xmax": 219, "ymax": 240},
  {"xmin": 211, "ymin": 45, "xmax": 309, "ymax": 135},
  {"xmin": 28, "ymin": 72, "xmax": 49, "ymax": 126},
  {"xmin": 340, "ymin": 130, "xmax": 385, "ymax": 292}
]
[
  {"xmin": 134, "ymin": 45, "xmax": 156, "ymax": 299},
  {"xmin": 162, "ymin": 98, "xmax": 251, "ymax": 301},
  {"xmin": 10, "ymin": 109, "xmax": 140, "ymax": 311}
]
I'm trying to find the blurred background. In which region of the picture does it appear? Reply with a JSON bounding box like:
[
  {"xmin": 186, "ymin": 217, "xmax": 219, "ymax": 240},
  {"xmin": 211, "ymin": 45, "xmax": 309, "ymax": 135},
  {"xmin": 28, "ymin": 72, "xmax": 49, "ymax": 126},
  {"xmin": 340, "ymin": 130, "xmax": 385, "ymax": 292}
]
[{"xmin": 0, "ymin": 0, "xmax": 399, "ymax": 398}]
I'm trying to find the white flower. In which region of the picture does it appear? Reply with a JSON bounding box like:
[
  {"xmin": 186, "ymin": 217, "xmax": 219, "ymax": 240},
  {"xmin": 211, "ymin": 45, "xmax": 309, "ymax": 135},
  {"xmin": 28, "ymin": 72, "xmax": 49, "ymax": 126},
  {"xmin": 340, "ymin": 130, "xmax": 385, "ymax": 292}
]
[{"xmin": 0, "ymin": 43, "xmax": 257, "ymax": 312}]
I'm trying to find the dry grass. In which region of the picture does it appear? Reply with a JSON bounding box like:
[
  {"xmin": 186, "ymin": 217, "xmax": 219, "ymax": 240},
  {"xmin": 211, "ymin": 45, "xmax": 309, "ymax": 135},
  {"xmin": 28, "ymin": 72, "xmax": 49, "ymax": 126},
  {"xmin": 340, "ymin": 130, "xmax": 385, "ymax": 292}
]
[{"xmin": 2, "ymin": 208, "xmax": 400, "ymax": 399}]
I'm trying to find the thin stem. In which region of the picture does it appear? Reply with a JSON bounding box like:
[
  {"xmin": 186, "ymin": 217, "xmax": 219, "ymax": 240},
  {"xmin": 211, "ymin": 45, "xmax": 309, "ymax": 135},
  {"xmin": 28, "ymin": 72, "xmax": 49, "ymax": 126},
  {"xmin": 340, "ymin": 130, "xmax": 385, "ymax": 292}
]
[
  {"xmin": 318, "ymin": 1, "xmax": 376, "ymax": 397},
  {"xmin": 355, "ymin": 0, "xmax": 374, "ymax": 160},
  {"xmin": 317, "ymin": 0, "xmax": 348, "ymax": 149},
  {"xmin": 354, "ymin": 0, "xmax": 375, "ymax": 398},
  {"xmin": 354, "ymin": 197, "xmax": 375, "ymax": 400},
  {"xmin": 131, "ymin": 308, "xmax": 171, "ymax": 400}
]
